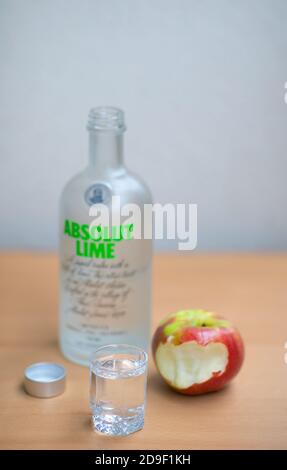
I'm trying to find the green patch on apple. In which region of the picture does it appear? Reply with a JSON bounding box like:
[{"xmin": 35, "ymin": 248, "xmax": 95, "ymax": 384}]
[{"xmin": 163, "ymin": 309, "xmax": 231, "ymax": 337}]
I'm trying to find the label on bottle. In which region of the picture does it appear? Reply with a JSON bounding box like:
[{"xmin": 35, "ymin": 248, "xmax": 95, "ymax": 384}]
[
  {"xmin": 63, "ymin": 219, "xmax": 133, "ymax": 259},
  {"xmin": 60, "ymin": 218, "xmax": 151, "ymax": 357}
]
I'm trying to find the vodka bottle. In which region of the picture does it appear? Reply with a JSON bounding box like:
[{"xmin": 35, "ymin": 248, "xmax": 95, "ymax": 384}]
[{"xmin": 59, "ymin": 107, "xmax": 152, "ymax": 366}]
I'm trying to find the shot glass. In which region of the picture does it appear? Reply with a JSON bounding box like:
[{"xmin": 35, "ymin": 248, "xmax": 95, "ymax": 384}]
[{"xmin": 89, "ymin": 344, "xmax": 148, "ymax": 436}]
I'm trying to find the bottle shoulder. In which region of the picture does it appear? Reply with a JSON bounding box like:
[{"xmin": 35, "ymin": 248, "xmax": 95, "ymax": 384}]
[
  {"xmin": 61, "ymin": 167, "xmax": 152, "ymax": 202},
  {"xmin": 60, "ymin": 170, "xmax": 87, "ymax": 201},
  {"xmin": 60, "ymin": 167, "xmax": 152, "ymax": 210},
  {"xmin": 122, "ymin": 170, "xmax": 152, "ymax": 204}
]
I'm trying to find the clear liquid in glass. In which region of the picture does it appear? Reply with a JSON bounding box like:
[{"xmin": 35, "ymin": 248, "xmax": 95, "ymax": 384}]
[{"xmin": 90, "ymin": 356, "xmax": 147, "ymax": 436}]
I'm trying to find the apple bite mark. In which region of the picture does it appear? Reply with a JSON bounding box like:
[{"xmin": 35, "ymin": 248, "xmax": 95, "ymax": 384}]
[{"xmin": 155, "ymin": 340, "xmax": 228, "ymax": 390}]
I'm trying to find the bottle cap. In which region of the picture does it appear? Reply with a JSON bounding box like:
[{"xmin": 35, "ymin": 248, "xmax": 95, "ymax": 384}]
[{"xmin": 24, "ymin": 362, "xmax": 66, "ymax": 398}]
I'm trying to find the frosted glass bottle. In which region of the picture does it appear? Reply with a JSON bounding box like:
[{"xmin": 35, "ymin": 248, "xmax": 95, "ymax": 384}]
[{"xmin": 59, "ymin": 107, "xmax": 152, "ymax": 366}]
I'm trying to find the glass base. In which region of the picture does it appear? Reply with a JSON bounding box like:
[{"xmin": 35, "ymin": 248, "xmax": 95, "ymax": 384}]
[{"xmin": 91, "ymin": 412, "xmax": 144, "ymax": 436}]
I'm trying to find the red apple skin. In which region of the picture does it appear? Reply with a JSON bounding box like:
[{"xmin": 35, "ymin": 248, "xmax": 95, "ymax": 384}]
[{"xmin": 152, "ymin": 313, "xmax": 244, "ymax": 395}]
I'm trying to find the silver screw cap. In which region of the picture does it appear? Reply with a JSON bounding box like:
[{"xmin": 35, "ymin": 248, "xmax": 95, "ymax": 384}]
[{"xmin": 24, "ymin": 362, "xmax": 66, "ymax": 398}]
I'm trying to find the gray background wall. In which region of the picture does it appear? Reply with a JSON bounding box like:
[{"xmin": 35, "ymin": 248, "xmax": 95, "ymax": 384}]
[{"xmin": 0, "ymin": 0, "xmax": 287, "ymax": 251}]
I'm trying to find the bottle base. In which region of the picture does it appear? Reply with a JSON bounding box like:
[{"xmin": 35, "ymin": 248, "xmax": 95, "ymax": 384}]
[{"xmin": 60, "ymin": 343, "xmax": 90, "ymax": 367}]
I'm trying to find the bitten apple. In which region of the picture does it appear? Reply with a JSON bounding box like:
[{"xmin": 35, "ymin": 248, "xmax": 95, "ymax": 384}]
[{"xmin": 152, "ymin": 309, "xmax": 244, "ymax": 395}]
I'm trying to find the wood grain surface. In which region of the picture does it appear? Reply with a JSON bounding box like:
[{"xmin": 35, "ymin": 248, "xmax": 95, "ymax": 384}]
[{"xmin": 0, "ymin": 252, "xmax": 286, "ymax": 450}]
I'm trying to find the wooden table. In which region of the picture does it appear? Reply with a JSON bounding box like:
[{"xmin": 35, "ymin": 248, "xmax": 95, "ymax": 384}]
[{"xmin": 0, "ymin": 252, "xmax": 286, "ymax": 450}]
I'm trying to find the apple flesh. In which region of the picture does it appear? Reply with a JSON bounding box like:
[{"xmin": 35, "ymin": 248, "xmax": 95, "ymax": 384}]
[{"xmin": 152, "ymin": 310, "xmax": 244, "ymax": 395}]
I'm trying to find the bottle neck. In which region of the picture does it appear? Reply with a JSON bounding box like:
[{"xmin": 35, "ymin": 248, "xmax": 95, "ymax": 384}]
[{"xmin": 88, "ymin": 131, "xmax": 124, "ymax": 174}]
